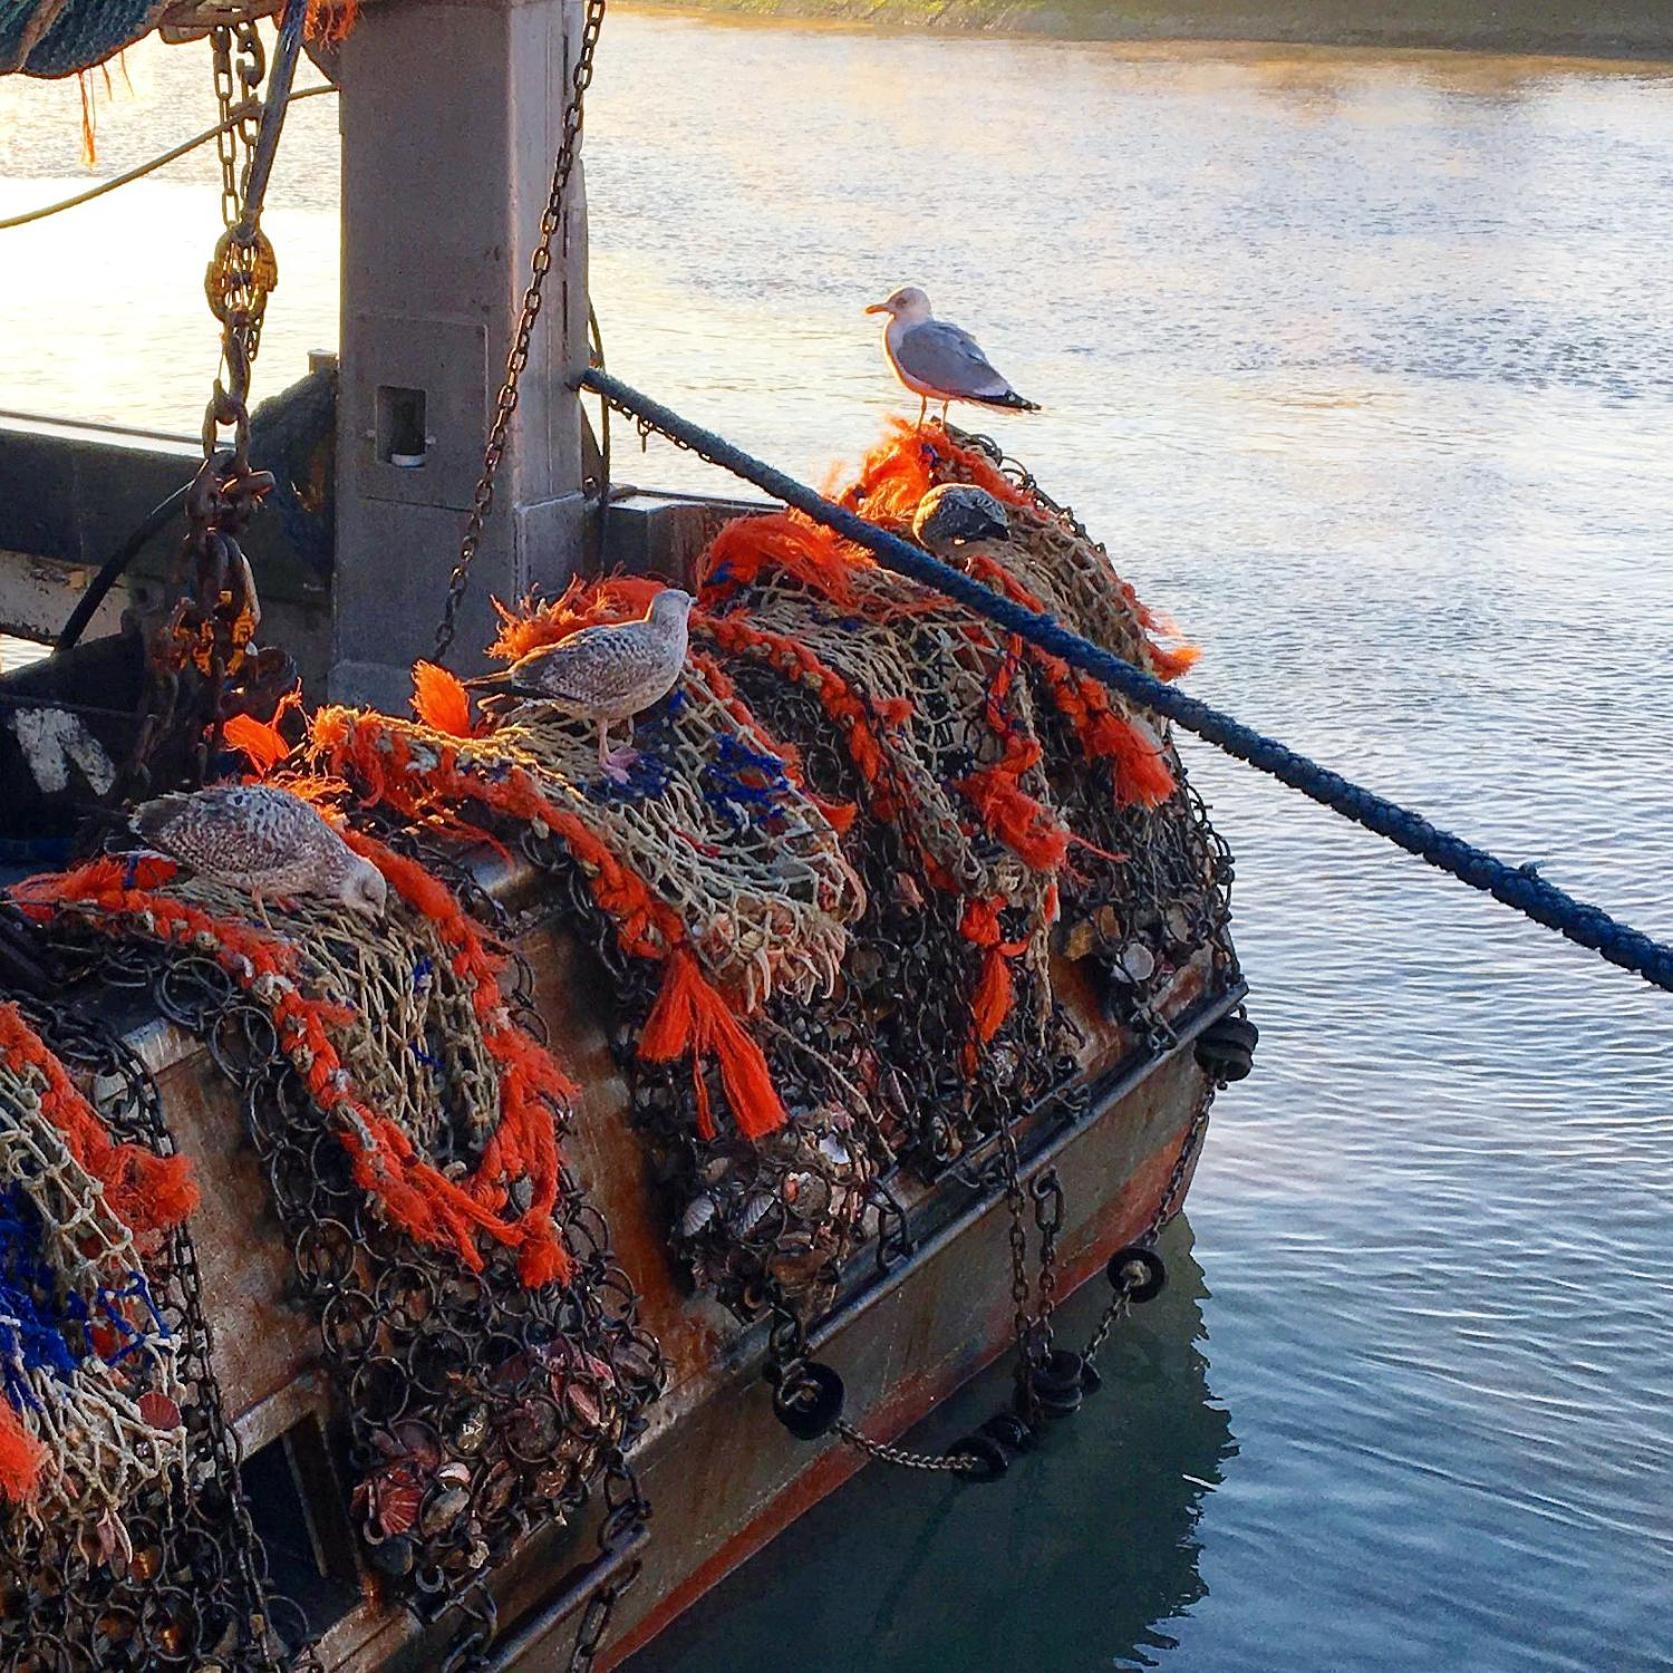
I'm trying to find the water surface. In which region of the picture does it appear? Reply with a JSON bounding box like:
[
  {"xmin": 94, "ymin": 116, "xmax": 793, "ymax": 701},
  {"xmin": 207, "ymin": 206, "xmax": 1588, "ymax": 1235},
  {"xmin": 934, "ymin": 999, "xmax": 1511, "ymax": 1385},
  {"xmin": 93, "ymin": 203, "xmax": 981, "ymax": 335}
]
[{"xmin": 2, "ymin": 21, "xmax": 1671, "ymax": 1671}]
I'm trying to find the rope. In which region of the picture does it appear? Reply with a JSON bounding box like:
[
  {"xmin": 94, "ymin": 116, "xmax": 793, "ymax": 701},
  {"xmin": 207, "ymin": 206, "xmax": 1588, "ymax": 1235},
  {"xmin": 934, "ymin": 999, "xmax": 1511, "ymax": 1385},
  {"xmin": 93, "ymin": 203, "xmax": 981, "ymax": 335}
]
[
  {"xmin": 578, "ymin": 369, "xmax": 1673, "ymax": 998},
  {"xmin": 0, "ymin": 85, "xmax": 336, "ymax": 232}
]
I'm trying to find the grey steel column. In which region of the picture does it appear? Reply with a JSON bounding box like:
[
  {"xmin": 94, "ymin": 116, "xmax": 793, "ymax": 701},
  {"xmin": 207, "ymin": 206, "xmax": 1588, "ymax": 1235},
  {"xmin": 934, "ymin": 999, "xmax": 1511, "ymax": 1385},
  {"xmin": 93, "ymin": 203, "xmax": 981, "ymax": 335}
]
[{"xmin": 331, "ymin": 0, "xmax": 589, "ymax": 708}]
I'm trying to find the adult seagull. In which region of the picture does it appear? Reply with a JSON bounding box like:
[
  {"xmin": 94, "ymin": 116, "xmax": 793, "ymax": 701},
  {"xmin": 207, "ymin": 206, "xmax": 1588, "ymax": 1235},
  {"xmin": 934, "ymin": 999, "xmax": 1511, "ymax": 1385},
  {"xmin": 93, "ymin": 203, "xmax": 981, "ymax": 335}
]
[{"xmin": 866, "ymin": 286, "xmax": 1040, "ymax": 429}]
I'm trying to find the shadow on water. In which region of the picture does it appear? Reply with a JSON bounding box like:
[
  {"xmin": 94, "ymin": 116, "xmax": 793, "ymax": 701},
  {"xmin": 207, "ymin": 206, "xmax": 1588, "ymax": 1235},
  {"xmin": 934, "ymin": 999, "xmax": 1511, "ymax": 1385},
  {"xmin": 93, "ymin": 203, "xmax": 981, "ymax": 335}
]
[{"xmin": 633, "ymin": 1216, "xmax": 1234, "ymax": 1673}]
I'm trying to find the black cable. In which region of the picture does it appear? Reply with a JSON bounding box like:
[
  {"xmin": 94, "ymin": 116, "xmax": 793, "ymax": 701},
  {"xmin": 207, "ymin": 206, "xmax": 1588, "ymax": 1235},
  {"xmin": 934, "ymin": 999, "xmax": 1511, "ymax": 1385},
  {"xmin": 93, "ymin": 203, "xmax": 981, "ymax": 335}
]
[{"xmin": 55, "ymin": 483, "xmax": 190, "ymax": 654}]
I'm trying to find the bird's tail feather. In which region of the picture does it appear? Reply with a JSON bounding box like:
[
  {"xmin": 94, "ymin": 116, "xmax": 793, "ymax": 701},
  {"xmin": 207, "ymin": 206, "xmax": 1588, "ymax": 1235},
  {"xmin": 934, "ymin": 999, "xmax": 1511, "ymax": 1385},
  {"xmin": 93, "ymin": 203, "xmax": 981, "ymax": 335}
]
[{"xmin": 131, "ymin": 793, "xmax": 192, "ymax": 845}]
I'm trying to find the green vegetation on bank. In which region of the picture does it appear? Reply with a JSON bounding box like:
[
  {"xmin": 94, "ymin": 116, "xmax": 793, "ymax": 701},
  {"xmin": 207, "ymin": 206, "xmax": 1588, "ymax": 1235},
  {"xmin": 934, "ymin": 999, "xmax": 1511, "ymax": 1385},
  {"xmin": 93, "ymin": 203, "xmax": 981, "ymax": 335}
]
[{"xmin": 627, "ymin": 0, "xmax": 1673, "ymax": 56}]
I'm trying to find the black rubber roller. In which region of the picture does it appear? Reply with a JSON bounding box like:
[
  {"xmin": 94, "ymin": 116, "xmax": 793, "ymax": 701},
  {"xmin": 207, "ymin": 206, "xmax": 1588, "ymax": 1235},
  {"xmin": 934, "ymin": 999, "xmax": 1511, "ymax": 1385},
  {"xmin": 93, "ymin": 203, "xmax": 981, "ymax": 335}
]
[
  {"xmin": 770, "ymin": 1362, "xmax": 845, "ymax": 1441},
  {"xmin": 1107, "ymin": 1244, "xmax": 1167, "ymax": 1303},
  {"xmin": 945, "ymin": 1434, "xmax": 1010, "ymax": 1482}
]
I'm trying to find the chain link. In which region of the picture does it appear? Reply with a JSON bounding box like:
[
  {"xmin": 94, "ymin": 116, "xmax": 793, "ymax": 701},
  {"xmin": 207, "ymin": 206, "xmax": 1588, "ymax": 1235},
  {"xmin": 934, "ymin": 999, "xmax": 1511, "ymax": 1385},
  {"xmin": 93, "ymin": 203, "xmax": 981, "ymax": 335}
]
[
  {"xmin": 568, "ymin": 1448, "xmax": 650, "ymax": 1672},
  {"xmin": 434, "ymin": 0, "xmax": 608, "ymax": 662},
  {"xmin": 834, "ymin": 1420, "xmax": 981, "ymax": 1476},
  {"xmin": 1081, "ymin": 1078, "xmax": 1215, "ymax": 1369},
  {"xmin": 112, "ymin": 8, "xmax": 297, "ymax": 810}
]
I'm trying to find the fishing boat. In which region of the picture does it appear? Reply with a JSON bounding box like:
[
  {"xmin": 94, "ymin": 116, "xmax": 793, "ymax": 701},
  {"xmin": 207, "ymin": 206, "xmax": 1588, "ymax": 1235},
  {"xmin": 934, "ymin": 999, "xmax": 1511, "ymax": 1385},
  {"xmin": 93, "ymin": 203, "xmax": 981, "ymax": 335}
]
[{"xmin": 0, "ymin": 3, "xmax": 1254, "ymax": 1667}]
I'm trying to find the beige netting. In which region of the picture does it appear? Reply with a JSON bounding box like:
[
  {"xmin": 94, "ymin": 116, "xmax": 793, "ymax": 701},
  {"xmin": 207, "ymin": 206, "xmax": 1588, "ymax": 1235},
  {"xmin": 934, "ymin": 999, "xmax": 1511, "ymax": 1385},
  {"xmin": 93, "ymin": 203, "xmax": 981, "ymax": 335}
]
[{"xmin": 0, "ymin": 1033, "xmax": 184, "ymax": 1531}]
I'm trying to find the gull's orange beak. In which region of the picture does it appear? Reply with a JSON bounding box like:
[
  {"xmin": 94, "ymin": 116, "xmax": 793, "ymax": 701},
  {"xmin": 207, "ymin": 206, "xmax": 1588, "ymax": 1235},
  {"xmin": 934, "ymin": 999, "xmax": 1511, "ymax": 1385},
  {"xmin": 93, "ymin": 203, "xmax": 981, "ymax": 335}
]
[{"xmin": 864, "ymin": 302, "xmax": 890, "ymax": 316}]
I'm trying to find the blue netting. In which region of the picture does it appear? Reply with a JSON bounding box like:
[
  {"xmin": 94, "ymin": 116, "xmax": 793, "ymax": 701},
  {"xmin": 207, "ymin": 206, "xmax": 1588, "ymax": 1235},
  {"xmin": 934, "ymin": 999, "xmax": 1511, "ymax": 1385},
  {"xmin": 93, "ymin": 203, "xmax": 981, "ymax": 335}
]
[
  {"xmin": 0, "ymin": 1185, "xmax": 166, "ymax": 1417},
  {"xmin": 0, "ymin": 1186, "xmax": 83, "ymax": 1411},
  {"xmin": 3, "ymin": 0, "xmax": 169, "ymax": 79}
]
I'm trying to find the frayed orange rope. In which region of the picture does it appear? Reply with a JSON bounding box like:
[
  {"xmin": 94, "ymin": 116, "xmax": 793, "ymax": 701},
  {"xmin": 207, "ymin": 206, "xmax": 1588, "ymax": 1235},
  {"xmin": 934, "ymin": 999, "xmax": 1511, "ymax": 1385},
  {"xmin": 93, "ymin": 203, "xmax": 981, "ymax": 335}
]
[
  {"xmin": 224, "ymin": 687, "xmax": 304, "ymax": 776},
  {"xmin": 411, "ymin": 661, "xmax": 478, "ymax": 739},
  {"xmin": 963, "ymin": 552, "xmax": 1176, "ymax": 808},
  {"xmin": 488, "ymin": 575, "xmax": 666, "ymax": 663},
  {"xmin": 13, "ymin": 839, "xmax": 577, "ymax": 1286},
  {"xmin": 313, "ymin": 707, "xmax": 789, "ymax": 1141},
  {"xmin": 702, "ymin": 514, "xmax": 863, "ymax": 609},
  {"xmin": 0, "ymin": 1003, "xmax": 197, "ymax": 1253},
  {"xmin": 306, "ymin": 0, "xmax": 359, "ymax": 46},
  {"xmin": 958, "ymin": 897, "xmax": 1031, "ymax": 1044},
  {"xmin": 639, "ymin": 950, "xmax": 785, "ymax": 1141},
  {"xmin": 842, "ymin": 420, "xmax": 1031, "ymax": 531},
  {"xmin": 956, "ymin": 750, "xmax": 1071, "ymax": 872},
  {"xmin": 0, "ymin": 1405, "xmax": 44, "ymax": 1506}
]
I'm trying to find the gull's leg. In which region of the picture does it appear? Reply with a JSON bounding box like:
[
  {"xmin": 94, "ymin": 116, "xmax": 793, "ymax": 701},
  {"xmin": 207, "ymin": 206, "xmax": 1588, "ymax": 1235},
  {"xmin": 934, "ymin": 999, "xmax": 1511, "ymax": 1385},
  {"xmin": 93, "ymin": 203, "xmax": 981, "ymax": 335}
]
[
  {"xmin": 916, "ymin": 395, "xmax": 927, "ymax": 433},
  {"xmin": 939, "ymin": 400, "xmax": 950, "ymax": 426},
  {"xmin": 598, "ymin": 719, "xmax": 639, "ymax": 786},
  {"xmin": 250, "ymin": 890, "xmax": 274, "ymax": 933}
]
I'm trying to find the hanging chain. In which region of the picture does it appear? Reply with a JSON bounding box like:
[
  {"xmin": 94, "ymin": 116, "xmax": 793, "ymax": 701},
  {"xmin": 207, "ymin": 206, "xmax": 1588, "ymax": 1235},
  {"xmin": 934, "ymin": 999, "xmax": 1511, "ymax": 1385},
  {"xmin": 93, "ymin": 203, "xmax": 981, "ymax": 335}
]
[
  {"xmin": 834, "ymin": 1420, "xmax": 981, "ymax": 1475},
  {"xmin": 1031, "ymin": 1164, "xmax": 1064, "ymax": 1357},
  {"xmin": 112, "ymin": 9, "xmax": 297, "ymax": 808},
  {"xmin": 994, "ymin": 1113, "xmax": 1044, "ymax": 1413},
  {"xmin": 1082, "ymin": 1081, "xmax": 1214, "ymax": 1368},
  {"xmin": 204, "ymin": 14, "xmax": 281, "ymax": 474},
  {"xmin": 433, "ymin": 0, "xmax": 608, "ymax": 663},
  {"xmin": 568, "ymin": 1448, "xmax": 651, "ymax": 1672}
]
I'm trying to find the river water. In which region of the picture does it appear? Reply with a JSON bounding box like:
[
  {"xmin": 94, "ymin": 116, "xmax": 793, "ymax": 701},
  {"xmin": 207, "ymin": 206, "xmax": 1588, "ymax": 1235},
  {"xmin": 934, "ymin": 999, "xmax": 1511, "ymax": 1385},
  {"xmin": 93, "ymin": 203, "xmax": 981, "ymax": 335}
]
[{"xmin": 3, "ymin": 18, "xmax": 1671, "ymax": 1673}]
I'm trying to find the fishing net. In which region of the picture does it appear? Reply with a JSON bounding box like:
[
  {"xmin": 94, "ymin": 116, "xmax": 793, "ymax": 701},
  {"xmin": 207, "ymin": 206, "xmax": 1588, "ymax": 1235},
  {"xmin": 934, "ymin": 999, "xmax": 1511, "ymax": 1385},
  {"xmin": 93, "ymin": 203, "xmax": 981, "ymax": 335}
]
[
  {"xmin": 302, "ymin": 421, "xmax": 1232, "ymax": 1327},
  {"xmin": 308, "ymin": 639, "xmax": 890, "ymax": 1319},
  {"xmin": 698, "ymin": 514, "xmax": 1078, "ymax": 1175},
  {"xmin": 0, "ymin": 997, "xmax": 307, "ymax": 1671},
  {"xmin": 12, "ymin": 828, "xmax": 663, "ymax": 1639},
  {"xmin": 837, "ymin": 422, "xmax": 1237, "ymax": 1048}
]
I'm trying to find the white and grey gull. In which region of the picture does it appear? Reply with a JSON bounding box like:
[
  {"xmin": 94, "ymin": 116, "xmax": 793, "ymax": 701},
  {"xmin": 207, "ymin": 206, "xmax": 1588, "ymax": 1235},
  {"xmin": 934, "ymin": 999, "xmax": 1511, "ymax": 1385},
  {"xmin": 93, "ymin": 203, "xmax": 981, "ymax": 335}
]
[{"xmin": 867, "ymin": 286, "xmax": 1040, "ymax": 429}]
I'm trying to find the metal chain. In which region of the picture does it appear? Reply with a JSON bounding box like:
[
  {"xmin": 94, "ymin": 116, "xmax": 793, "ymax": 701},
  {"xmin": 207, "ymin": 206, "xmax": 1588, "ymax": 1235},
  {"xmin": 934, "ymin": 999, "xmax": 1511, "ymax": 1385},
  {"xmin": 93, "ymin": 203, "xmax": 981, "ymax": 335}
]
[
  {"xmin": 112, "ymin": 10, "xmax": 292, "ymax": 808},
  {"xmin": 1031, "ymin": 1164, "xmax": 1064, "ymax": 1356},
  {"xmin": 568, "ymin": 1449, "xmax": 650, "ymax": 1673},
  {"xmin": 835, "ymin": 1420, "xmax": 981, "ymax": 1476},
  {"xmin": 994, "ymin": 1114, "xmax": 1042, "ymax": 1387},
  {"xmin": 433, "ymin": 0, "xmax": 608, "ymax": 662},
  {"xmin": 1082, "ymin": 1080, "xmax": 1215, "ymax": 1368}
]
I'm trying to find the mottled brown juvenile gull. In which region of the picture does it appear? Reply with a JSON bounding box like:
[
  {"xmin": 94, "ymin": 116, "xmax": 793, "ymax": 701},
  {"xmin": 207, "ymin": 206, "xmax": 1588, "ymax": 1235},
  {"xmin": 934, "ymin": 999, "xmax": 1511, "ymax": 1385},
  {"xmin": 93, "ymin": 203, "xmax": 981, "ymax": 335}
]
[
  {"xmin": 133, "ymin": 784, "xmax": 388, "ymax": 921},
  {"xmin": 866, "ymin": 286, "xmax": 1040, "ymax": 429},
  {"xmin": 912, "ymin": 482, "xmax": 1012, "ymax": 557},
  {"xmin": 466, "ymin": 588, "xmax": 695, "ymax": 783}
]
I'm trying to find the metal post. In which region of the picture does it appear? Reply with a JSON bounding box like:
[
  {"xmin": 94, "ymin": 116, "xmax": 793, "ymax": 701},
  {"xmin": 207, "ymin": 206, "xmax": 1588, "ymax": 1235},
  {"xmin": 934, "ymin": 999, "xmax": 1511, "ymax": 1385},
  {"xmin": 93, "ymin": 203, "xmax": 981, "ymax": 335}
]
[{"xmin": 331, "ymin": 0, "xmax": 590, "ymax": 708}]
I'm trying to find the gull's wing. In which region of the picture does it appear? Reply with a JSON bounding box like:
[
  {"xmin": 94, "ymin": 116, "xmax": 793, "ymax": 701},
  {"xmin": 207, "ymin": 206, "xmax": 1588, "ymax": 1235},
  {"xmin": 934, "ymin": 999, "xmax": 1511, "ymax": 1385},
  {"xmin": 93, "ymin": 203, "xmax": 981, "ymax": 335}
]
[
  {"xmin": 517, "ymin": 624, "xmax": 667, "ymax": 711},
  {"xmin": 135, "ymin": 786, "xmax": 321, "ymax": 878},
  {"xmin": 894, "ymin": 318, "xmax": 1017, "ymax": 401}
]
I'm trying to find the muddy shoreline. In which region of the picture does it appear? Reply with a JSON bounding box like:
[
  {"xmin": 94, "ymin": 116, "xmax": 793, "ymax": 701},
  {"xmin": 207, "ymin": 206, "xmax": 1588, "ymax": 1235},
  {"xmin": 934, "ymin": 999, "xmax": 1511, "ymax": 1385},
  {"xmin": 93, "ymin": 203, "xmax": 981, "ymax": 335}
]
[{"xmin": 623, "ymin": 1, "xmax": 1673, "ymax": 58}]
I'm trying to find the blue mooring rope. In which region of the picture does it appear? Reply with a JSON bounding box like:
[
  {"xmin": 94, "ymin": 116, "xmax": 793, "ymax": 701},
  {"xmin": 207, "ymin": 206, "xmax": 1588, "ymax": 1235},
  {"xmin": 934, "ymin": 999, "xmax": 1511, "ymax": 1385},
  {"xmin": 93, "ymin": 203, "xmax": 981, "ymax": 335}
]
[{"xmin": 578, "ymin": 368, "xmax": 1673, "ymax": 997}]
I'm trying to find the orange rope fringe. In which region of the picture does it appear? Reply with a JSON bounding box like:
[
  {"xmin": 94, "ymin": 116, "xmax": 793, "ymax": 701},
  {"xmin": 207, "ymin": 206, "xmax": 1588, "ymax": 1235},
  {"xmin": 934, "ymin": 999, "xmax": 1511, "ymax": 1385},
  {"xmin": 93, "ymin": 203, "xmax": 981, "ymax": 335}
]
[
  {"xmin": 313, "ymin": 704, "xmax": 789, "ymax": 1142},
  {"xmin": 13, "ymin": 839, "xmax": 576, "ymax": 1287},
  {"xmin": 0, "ymin": 1003, "xmax": 197, "ymax": 1254}
]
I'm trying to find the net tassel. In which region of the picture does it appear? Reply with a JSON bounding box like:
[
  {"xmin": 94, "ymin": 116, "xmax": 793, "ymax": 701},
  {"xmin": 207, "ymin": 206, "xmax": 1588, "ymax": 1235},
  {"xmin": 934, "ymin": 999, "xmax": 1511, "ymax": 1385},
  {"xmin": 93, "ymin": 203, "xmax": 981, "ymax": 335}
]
[
  {"xmin": 957, "ymin": 744, "xmax": 1070, "ymax": 871},
  {"xmin": 960, "ymin": 897, "xmax": 1028, "ymax": 1045},
  {"xmin": 640, "ymin": 951, "xmax": 786, "ymax": 1141},
  {"xmin": 0, "ymin": 1405, "xmax": 44, "ymax": 1506},
  {"xmin": 411, "ymin": 661, "xmax": 478, "ymax": 739}
]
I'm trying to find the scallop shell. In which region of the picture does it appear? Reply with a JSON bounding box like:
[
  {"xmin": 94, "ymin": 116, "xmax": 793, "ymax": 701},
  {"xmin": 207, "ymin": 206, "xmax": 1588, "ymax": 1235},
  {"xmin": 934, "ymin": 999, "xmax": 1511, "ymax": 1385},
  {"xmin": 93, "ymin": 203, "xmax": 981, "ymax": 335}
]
[
  {"xmin": 369, "ymin": 1472, "xmax": 421, "ymax": 1539},
  {"xmin": 734, "ymin": 1191, "xmax": 775, "ymax": 1235},
  {"xmin": 137, "ymin": 1391, "xmax": 182, "ymax": 1430},
  {"xmin": 817, "ymin": 1135, "xmax": 852, "ymax": 1169},
  {"xmin": 679, "ymin": 1195, "xmax": 717, "ymax": 1238}
]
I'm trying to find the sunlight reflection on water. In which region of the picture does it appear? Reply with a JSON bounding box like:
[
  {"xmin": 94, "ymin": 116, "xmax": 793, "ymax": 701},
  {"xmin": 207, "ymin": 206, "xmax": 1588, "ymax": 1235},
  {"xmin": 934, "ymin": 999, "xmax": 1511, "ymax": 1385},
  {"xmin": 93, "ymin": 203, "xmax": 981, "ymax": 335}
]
[{"xmin": 2, "ymin": 20, "xmax": 1671, "ymax": 1672}]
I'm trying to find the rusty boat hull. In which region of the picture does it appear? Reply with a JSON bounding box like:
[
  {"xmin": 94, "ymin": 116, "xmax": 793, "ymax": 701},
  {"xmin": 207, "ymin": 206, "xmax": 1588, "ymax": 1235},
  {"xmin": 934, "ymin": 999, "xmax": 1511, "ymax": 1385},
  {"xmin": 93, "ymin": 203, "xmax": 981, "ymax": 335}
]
[{"xmin": 121, "ymin": 861, "xmax": 1239, "ymax": 1672}]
